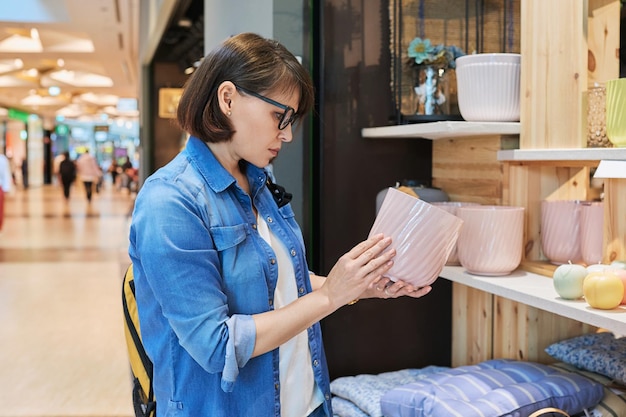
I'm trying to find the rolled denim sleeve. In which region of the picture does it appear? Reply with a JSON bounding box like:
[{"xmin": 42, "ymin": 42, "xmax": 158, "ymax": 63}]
[{"xmin": 221, "ymin": 314, "xmax": 256, "ymax": 392}]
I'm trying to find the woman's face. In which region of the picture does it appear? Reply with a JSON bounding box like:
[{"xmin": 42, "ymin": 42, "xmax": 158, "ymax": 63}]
[{"xmin": 228, "ymin": 86, "xmax": 300, "ymax": 168}]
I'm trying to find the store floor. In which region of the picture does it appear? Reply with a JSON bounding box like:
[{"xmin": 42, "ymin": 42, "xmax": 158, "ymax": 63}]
[{"xmin": 0, "ymin": 182, "xmax": 135, "ymax": 417}]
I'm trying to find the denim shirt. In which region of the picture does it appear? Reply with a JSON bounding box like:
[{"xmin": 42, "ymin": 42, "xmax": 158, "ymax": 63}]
[{"xmin": 128, "ymin": 136, "xmax": 331, "ymax": 417}]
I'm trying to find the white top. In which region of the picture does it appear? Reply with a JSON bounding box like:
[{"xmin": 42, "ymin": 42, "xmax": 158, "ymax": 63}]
[
  {"xmin": 0, "ymin": 155, "xmax": 13, "ymax": 192},
  {"xmin": 257, "ymin": 214, "xmax": 324, "ymax": 416}
]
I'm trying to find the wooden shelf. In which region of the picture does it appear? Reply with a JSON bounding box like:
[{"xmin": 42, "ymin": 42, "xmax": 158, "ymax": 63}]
[
  {"xmin": 440, "ymin": 265, "xmax": 626, "ymax": 336},
  {"xmin": 498, "ymin": 148, "xmax": 626, "ymax": 162},
  {"xmin": 362, "ymin": 121, "xmax": 520, "ymax": 140}
]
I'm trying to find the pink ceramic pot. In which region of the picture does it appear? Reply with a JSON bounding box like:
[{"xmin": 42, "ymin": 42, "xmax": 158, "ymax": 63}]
[
  {"xmin": 541, "ymin": 200, "xmax": 583, "ymax": 264},
  {"xmin": 369, "ymin": 188, "xmax": 464, "ymax": 287},
  {"xmin": 456, "ymin": 205, "xmax": 525, "ymax": 276},
  {"xmin": 431, "ymin": 202, "xmax": 481, "ymax": 265},
  {"xmin": 580, "ymin": 202, "xmax": 604, "ymax": 265}
]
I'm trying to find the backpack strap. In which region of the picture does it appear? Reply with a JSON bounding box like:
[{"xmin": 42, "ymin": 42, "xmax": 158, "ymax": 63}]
[{"xmin": 122, "ymin": 264, "xmax": 156, "ymax": 417}]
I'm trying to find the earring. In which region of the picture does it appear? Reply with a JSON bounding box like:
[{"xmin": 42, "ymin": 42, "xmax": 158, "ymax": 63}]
[{"xmin": 227, "ymin": 111, "xmax": 232, "ymax": 116}]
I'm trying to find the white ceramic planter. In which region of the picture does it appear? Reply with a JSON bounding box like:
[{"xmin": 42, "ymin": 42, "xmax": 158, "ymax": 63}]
[{"xmin": 455, "ymin": 53, "xmax": 521, "ymax": 122}]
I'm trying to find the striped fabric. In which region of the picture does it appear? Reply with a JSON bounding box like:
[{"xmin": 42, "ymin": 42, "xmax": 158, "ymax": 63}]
[
  {"xmin": 550, "ymin": 362, "xmax": 626, "ymax": 417},
  {"xmin": 380, "ymin": 359, "xmax": 603, "ymax": 417}
]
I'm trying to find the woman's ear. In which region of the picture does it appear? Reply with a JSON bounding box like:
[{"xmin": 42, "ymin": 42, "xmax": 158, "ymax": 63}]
[{"xmin": 217, "ymin": 81, "xmax": 236, "ymax": 116}]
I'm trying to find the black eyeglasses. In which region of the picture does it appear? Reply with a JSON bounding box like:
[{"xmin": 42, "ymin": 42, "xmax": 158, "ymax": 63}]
[{"xmin": 235, "ymin": 85, "xmax": 298, "ymax": 130}]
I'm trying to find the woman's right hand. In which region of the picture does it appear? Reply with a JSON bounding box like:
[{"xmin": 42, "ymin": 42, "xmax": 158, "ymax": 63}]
[{"xmin": 322, "ymin": 233, "xmax": 395, "ymax": 309}]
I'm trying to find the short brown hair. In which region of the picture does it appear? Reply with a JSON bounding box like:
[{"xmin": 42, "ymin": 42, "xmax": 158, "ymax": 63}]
[{"xmin": 176, "ymin": 32, "xmax": 314, "ymax": 143}]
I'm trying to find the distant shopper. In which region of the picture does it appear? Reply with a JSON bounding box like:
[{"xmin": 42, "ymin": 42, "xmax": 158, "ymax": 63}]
[
  {"xmin": 108, "ymin": 159, "xmax": 120, "ymax": 189},
  {"xmin": 58, "ymin": 152, "xmax": 77, "ymax": 200},
  {"xmin": 75, "ymin": 150, "xmax": 101, "ymax": 202},
  {"xmin": 120, "ymin": 156, "xmax": 133, "ymax": 190},
  {"xmin": 20, "ymin": 158, "xmax": 28, "ymax": 189},
  {"xmin": 0, "ymin": 154, "xmax": 13, "ymax": 231}
]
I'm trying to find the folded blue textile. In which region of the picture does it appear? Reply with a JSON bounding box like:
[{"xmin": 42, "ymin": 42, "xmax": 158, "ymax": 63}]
[
  {"xmin": 331, "ymin": 366, "xmax": 449, "ymax": 417},
  {"xmin": 545, "ymin": 332, "xmax": 626, "ymax": 385},
  {"xmin": 332, "ymin": 396, "xmax": 370, "ymax": 417},
  {"xmin": 380, "ymin": 359, "xmax": 604, "ymax": 417}
]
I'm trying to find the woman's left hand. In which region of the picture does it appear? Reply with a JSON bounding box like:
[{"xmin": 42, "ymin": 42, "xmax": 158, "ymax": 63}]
[{"xmin": 359, "ymin": 277, "xmax": 432, "ymax": 300}]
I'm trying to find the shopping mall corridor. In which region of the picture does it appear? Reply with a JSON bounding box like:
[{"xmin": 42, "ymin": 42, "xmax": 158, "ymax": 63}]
[{"xmin": 0, "ymin": 182, "xmax": 135, "ymax": 416}]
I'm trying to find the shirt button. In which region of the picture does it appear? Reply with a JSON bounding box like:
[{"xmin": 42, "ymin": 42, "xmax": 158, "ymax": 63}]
[
  {"xmin": 275, "ymin": 383, "xmax": 280, "ymax": 390},
  {"xmin": 325, "ymin": 393, "xmax": 330, "ymax": 400},
  {"xmin": 270, "ymin": 258, "xmax": 276, "ymax": 265},
  {"xmin": 269, "ymin": 299, "xmax": 273, "ymax": 306},
  {"xmin": 298, "ymin": 287, "xmax": 304, "ymax": 294},
  {"xmin": 313, "ymin": 360, "xmax": 319, "ymax": 367},
  {"xmin": 266, "ymin": 216, "xmax": 273, "ymax": 223},
  {"xmin": 290, "ymin": 249, "xmax": 296, "ymax": 257},
  {"xmin": 252, "ymin": 224, "xmax": 257, "ymax": 230}
]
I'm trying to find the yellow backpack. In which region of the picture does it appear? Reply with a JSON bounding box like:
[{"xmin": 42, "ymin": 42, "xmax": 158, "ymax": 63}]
[{"xmin": 122, "ymin": 264, "xmax": 156, "ymax": 417}]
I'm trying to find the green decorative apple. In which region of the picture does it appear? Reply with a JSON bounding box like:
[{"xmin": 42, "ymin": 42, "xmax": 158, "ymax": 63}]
[{"xmin": 552, "ymin": 262, "xmax": 588, "ymax": 300}]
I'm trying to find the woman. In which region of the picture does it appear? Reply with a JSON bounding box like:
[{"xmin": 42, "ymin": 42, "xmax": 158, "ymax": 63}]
[
  {"xmin": 75, "ymin": 150, "xmax": 101, "ymax": 202},
  {"xmin": 129, "ymin": 32, "xmax": 431, "ymax": 417}
]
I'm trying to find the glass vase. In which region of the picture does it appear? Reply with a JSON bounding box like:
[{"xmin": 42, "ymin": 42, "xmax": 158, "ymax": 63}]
[
  {"xmin": 587, "ymin": 84, "xmax": 612, "ymax": 148},
  {"xmin": 413, "ymin": 65, "xmax": 451, "ymax": 116}
]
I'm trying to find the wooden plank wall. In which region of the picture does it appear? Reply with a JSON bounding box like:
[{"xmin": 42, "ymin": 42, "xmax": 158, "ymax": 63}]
[
  {"xmin": 604, "ymin": 179, "xmax": 626, "ymax": 263},
  {"xmin": 432, "ymin": 136, "xmax": 504, "ymax": 205}
]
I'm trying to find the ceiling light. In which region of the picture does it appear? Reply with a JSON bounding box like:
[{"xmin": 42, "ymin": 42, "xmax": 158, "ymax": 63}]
[
  {"xmin": 48, "ymin": 86, "xmax": 61, "ymax": 96},
  {"xmin": 50, "ymin": 70, "xmax": 113, "ymax": 87},
  {"xmin": 56, "ymin": 58, "xmax": 65, "ymax": 67},
  {"xmin": 30, "ymin": 28, "xmax": 40, "ymax": 40}
]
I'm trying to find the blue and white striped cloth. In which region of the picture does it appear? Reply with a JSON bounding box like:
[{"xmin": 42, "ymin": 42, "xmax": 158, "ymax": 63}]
[{"xmin": 380, "ymin": 359, "xmax": 603, "ymax": 417}]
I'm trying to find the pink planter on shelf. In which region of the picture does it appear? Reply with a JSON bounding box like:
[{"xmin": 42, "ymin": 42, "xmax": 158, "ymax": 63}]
[
  {"xmin": 456, "ymin": 205, "xmax": 525, "ymax": 276},
  {"xmin": 541, "ymin": 200, "xmax": 583, "ymax": 265},
  {"xmin": 580, "ymin": 202, "xmax": 604, "ymax": 265},
  {"xmin": 431, "ymin": 202, "xmax": 481, "ymax": 265}
]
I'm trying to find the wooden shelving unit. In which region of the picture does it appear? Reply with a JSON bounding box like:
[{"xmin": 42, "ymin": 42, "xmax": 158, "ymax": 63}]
[
  {"xmin": 498, "ymin": 148, "xmax": 626, "ymax": 162},
  {"xmin": 361, "ymin": 121, "xmax": 520, "ymax": 140},
  {"xmin": 365, "ymin": 0, "xmax": 624, "ymax": 368},
  {"xmin": 440, "ymin": 266, "xmax": 626, "ymax": 336}
]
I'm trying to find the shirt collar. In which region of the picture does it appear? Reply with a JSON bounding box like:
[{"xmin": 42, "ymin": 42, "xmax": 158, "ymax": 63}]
[{"xmin": 185, "ymin": 136, "xmax": 267, "ymax": 195}]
